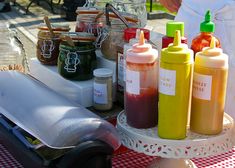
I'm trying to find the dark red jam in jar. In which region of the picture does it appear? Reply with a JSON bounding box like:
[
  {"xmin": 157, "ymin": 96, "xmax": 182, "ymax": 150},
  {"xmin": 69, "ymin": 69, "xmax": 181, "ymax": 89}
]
[
  {"xmin": 75, "ymin": 9, "xmax": 105, "ymax": 36},
  {"xmin": 36, "ymin": 23, "xmax": 70, "ymax": 65},
  {"xmin": 58, "ymin": 32, "xmax": 97, "ymax": 81}
]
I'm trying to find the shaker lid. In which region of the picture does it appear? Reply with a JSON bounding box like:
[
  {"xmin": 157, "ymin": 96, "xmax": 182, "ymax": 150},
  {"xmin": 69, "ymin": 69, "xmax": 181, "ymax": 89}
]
[
  {"xmin": 93, "ymin": 68, "xmax": 113, "ymax": 78},
  {"xmin": 195, "ymin": 37, "xmax": 228, "ymax": 68}
]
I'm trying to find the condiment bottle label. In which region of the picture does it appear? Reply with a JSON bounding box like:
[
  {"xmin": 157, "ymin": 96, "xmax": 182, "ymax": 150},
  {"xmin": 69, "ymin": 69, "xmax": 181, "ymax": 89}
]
[
  {"xmin": 118, "ymin": 52, "xmax": 125, "ymax": 89},
  {"xmin": 159, "ymin": 68, "xmax": 176, "ymax": 95},
  {"xmin": 193, "ymin": 73, "xmax": 212, "ymax": 100},
  {"xmin": 93, "ymin": 83, "xmax": 108, "ymax": 104},
  {"xmin": 126, "ymin": 69, "xmax": 140, "ymax": 95}
]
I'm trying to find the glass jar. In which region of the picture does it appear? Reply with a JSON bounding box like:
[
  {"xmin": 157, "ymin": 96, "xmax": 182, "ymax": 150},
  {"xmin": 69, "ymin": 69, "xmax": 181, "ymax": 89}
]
[
  {"xmin": 100, "ymin": 24, "xmax": 125, "ymax": 60},
  {"xmin": 58, "ymin": 32, "xmax": 97, "ymax": 81},
  {"xmin": 100, "ymin": 4, "xmax": 139, "ymax": 60},
  {"xmin": 75, "ymin": 9, "xmax": 105, "ymax": 37},
  {"xmin": 36, "ymin": 23, "xmax": 70, "ymax": 65},
  {"xmin": 93, "ymin": 68, "xmax": 113, "ymax": 111},
  {"xmin": 113, "ymin": 0, "xmax": 147, "ymax": 27},
  {"xmin": 0, "ymin": 27, "xmax": 28, "ymax": 73}
]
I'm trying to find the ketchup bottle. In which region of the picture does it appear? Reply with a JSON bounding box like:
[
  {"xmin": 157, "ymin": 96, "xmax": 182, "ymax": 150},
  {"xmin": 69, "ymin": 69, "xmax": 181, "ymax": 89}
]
[
  {"xmin": 191, "ymin": 10, "xmax": 221, "ymax": 56},
  {"xmin": 162, "ymin": 21, "xmax": 187, "ymax": 49},
  {"xmin": 125, "ymin": 31, "xmax": 158, "ymax": 129}
]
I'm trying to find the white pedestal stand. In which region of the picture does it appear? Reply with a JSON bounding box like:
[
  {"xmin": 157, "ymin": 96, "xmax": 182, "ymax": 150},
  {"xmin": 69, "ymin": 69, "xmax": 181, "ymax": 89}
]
[{"xmin": 117, "ymin": 111, "xmax": 234, "ymax": 168}]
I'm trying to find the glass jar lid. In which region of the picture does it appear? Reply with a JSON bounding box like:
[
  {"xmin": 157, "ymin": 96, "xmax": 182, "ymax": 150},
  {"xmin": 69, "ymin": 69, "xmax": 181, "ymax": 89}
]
[
  {"xmin": 93, "ymin": 68, "xmax": 113, "ymax": 78},
  {"xmin": 60, "ymin": 32, "xmax": 96, "ymax": 42},
  {"xmin": 76, "ymin": 8, "xmax": 103, "ymax": 15},
  {"xmin": 38, "ymin": 23, "xmax": 70, "ymax": 31}
]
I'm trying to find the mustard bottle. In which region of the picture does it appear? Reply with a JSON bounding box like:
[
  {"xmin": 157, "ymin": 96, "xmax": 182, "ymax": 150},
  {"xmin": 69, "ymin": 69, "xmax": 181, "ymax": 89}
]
[
  {"xmin": 190, "ymin": 37, "xmax": 228, "ymax": 135},
  {"xmin": 158, "ymin": 30, "xmax": 194, "ymax": 140}
]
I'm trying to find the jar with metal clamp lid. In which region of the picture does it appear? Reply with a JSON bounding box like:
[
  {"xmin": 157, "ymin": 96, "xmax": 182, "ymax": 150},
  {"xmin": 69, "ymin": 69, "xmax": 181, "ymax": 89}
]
[
  {"xmin": 36, "ymin": 23, "xmax": 70, "ymax": 65},
  {"xmin": 75, "ymin": 8, "xmax": 105, "ymax": 37},
  {"xmin": 100, "ymin": 3, "xmax": 138, "ymax": 60},
  {"xmin": 58, "ymin": 32, "xmax": 97, "ymax": 81}
]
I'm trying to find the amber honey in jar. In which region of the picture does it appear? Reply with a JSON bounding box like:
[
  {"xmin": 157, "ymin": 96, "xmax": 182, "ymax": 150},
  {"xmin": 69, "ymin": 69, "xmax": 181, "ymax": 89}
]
[
  {"xmin": 36, "ymin": 23, "xmax": 70, "ymax": 65},
  {"xmin": 58, "ymin": 32, "xmax": 97, "ymax": 81}
]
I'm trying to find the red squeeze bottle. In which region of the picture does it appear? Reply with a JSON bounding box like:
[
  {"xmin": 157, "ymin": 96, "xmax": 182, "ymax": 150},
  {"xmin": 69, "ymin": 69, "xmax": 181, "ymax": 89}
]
[
  {"xmin": 125, "ymin": 31, "xmax": 158, "ymax": 129},
  {"xmin": 162, "ymin": 21, "xmax": 187, "ymax": 49},
  {"xmin": 191, "ymin": 10, "xmax": 221, "ymax": 56}
]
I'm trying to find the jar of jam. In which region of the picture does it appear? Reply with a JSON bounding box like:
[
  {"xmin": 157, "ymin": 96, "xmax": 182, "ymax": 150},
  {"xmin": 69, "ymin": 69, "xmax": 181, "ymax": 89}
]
[
  {"xmin": 100, "ymin": 4, "xmax": 138, "ymax": 60},
  {"xmin": 75, "ymin": 8, "xmax": 105, "ymax": 37},
  {"xmin": 100, "ymin": 24, "xmax": 125, "ymax": 60},
  {"xmin": 36, "ymin": 23, "xmax": 70, "ymax": 65},
  {"xmin": 58, "ymin": 32, "xmax": 97, "ymax": 81}
]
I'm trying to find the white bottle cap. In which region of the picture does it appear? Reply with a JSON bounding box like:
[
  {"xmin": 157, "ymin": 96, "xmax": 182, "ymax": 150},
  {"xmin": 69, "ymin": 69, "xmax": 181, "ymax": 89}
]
[
  {"xmin": 93, "ymin": 68, "xmax": 113, "ymax": 78},
  {"xmin": 195, "ymin": 37, "xmax": 228, "ymax": 69}
]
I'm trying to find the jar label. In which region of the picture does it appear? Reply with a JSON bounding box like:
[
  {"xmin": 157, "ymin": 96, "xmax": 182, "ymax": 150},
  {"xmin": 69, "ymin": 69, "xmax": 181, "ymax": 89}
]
[
  {"xmin": 117, "ymin": 52, "xmax": 125, "ymax": 91},
  {"xmin": 193, "ymin": 73, "xmax": 212, "ymax": 100},
  {"xmin": 64, "ymin": 51, "xmax": 80, "ymax": 73},
  {"xmin": 93, "ymin": 83, "xmax": 108, "ymax": 104},
  {"xmin": 40, "ymin": 40, "xmax": 55, "ymax": 58},
  {"xmin": 126, "ymin": 69, "xmax": 140, "ymax": 95},
  {"xmin": 159, "ymin": 68, "xmax": 176, "ymax": 95}
]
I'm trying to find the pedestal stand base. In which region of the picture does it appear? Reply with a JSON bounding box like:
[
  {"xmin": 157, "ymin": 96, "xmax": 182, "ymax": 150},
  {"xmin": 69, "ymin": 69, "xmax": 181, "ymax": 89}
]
[{"xmin": 147, "ymin": 158, "xmax": 197, "ymax": 168}]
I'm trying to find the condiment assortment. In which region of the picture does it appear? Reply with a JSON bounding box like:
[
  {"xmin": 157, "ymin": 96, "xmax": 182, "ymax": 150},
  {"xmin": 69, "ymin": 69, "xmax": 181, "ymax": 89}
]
[{"xmin": 34, "ymin": 8, "xmax": 229, "ymax": 141}]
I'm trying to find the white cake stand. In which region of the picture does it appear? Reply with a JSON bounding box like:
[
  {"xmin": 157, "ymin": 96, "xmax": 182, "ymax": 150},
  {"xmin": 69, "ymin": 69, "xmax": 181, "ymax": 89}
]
[{"xmin": 117, "ymin": 111, "xmax": 234, "ymax": 168}]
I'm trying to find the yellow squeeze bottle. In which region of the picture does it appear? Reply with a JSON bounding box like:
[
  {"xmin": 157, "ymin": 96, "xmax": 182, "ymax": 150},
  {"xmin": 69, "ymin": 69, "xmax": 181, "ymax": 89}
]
[
  {"xmin": 158, "ymin": 30, "xmax": 194, "ymax": 139},
  {"xmin": 190, "ymin": 37, "xmax": 228, "ymax": 135}
]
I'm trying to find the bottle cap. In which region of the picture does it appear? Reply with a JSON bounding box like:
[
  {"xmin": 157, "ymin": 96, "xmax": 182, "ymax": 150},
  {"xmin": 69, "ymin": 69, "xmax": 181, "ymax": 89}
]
[
  {"xmin": 161, "ymin": 30, "xmax": 193, "ymax": 64},
  {"xmin": 166, "ymin": 21, "xmax": 184, "ymax": 37},
  {"xmin": 126, "ymin": 30, "xmax": 158, "ymax": 64},
  {"xmin": 131, "ymin": 30, "xmax": 151, "ymax": 52},
  {"xmin": 93, "ymin": 68, "xmax": 113, "ymax": 78},
  {"xmin": 195, "ymin": 37, "xmax": 228, "ymax": 68},
  {"xmin": 200, "ymin": 10, "xmax": 215, "ymax": 33},
  {"xmin": 124, "ymin": 28, "xmax": 150, "ymax": 42},
  {"xmin": 201, "ymin": 37, "xmax": 222, "ymax": 56}
]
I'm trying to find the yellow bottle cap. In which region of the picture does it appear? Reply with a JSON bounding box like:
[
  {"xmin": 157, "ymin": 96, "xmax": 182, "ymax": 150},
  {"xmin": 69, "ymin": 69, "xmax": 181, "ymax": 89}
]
[{"xmin": 161, "ymin": 30, "xmax": 193, "ymax": 64}]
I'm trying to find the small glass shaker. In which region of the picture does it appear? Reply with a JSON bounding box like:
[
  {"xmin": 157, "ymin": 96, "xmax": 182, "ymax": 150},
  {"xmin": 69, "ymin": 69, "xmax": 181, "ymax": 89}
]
[{"xmin": 93, "ymin": 68, "xmax": 113, "ymax": 111}]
